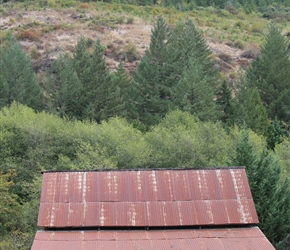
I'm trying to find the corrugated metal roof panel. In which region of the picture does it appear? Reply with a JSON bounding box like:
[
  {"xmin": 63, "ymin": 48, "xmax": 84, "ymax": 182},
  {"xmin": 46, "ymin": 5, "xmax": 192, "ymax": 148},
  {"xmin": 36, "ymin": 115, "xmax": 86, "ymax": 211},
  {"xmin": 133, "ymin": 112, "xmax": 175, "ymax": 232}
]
[
  {"xmin": 215, "ymin": 169, "xmax": 237, "ymax": 199},
  {"xmin": 171, "ymin": 170, "xmax": 190, "ymax": 201},
  {"xmin": 31, "ymin": 228, "xmax": 275, "ymax": 250},
  {"xmin": 38, "ymin": 168, "xmax": 259, "ymax": 228}
]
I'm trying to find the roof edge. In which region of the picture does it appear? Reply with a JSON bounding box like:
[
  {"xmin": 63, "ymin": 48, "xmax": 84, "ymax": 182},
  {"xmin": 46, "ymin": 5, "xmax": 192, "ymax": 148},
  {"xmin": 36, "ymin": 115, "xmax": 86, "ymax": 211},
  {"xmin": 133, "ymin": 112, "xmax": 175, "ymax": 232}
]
[
  {"xmin": 38, "ymin": 224, "xmax": 259, "ymax": 231},
  {"xmin": 41, "ymin": 166, "xmax": 246, "ymax": 173}
]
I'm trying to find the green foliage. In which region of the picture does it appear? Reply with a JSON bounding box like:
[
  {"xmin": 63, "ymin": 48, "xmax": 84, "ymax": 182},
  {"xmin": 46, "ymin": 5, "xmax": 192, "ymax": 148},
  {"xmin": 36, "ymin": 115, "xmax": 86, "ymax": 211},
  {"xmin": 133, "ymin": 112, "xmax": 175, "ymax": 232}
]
[
  {"xmin": 275, "ymin": 138, "xmax": 290, "ymax": 179},
  {"xmin": 1, "ymin": 104, "xmax": 289, "ymax": 248},
  {"xmin": 120, "ymin": 42, "xmax": 140, "ymax": 62},
  {"xmin": 134, "ymin": 17, "xmax": 171, "ymax": 126},
  {"xmin": 229, "ymin": 130, "xmax": 290, "ymax": 246},
  {"xmin": 245, "ymin": 24, "xmax": 290, "ymax": 122},
  {"xmin": 2, "ymin": 3, "xmax": 290, "ymax": 249},
  {"xmin": 75, "ymin": 39, "xmax": 117, "ymax": 122},
  {"xmin": 0, "ymin": 104, "xmax": 244, "ymax": 173},
  {"xmin": 96, "ymin": 118, "xmax": 149, "ymax": 168},
  {"xmin": 0, "ymin": 170, "xmax": 20, "ymax": 234},
  {"xmin": 170, "ymin": 19, "xmax": 219, "ymax": 121},
  {"xmin": 216, "ymin": 80, "xmax": 235, "ymax": 125},
  {"xmin": 276, "ymin": 234, "xmax": 290, "ymax": 250},
  {"xmin": 134, "ymin": 18, "xmax": 219, "ymax": 126},
  {"xmin": 233, "ymin": 76, "xmax": 269, "ymax": 135},
  {"xmin": 45, "ymin": 38, "xmax": 135, "ymax": 123},
  {"xmin": 0, "ymin": 230, "xmax": 34, "ymax": 250},
  {"xmin": 267, "ymin": 118, "xmax": 287, "ymax": 150},
  {"xmin": 43, "ymin": 53, "xmax": 84, "ymax": 119},
  {"xmin": 144, "ymin": 110, "xmax": 231, "ymax": 168},
  {"xmin": 172, "ymin": 61, "xmax": 218, "ymax": 121},
  {"xmin": 112, "ymin": 63, "xmax": 140, "ymax": 121},
  {"xmin": 0, "ymin": 33, "xmax": 43, "ymax": 111}
]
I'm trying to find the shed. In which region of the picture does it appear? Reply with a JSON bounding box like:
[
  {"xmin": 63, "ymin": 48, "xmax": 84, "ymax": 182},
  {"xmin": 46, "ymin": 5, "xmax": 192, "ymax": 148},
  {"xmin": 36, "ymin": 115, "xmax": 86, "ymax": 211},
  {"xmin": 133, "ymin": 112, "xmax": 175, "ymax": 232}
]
[{"xmin": 31, "ymin": 168, "xmax": 275, "ymax": 249}]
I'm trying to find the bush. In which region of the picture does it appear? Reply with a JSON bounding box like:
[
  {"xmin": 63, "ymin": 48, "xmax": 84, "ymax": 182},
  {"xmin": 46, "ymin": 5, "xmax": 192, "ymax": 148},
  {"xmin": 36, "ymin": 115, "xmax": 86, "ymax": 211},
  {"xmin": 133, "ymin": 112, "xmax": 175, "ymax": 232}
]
[
  {"xmin": 218, "ymin": 52, "xmax": 232, "ymax": 63},
  {"xmin": 240, "ymin": 47, "xmax": 260, "ymax": 58},
  {"xmin": 233, "ymin": 40, "xmax": 245, "ymax": 49},
  {"xmin": 120, "ymin": 42, "xmax": 140, "ymax": 62},
  {"xmin": 250, "ymin": 22, "xmax": 264, "ymax": 33},
  {"xmin": 126, "ymin": 16, "xmax": 134, "ymax": 24},
  {"xmin": 16, "ymin": 30, "xmax": 40, "ymax": 41}
]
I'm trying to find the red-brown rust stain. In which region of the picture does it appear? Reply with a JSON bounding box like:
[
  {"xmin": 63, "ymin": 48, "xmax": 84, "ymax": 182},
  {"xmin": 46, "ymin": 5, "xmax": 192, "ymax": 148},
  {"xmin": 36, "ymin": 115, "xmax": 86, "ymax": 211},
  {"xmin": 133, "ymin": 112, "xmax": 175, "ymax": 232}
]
[
  {"xmin": 230, "ymin": 169, "xmax": 253, "ymax": 223},
  {"xmin": 38, "ymin": 168, "xmax": 259, "ymax": 228}
]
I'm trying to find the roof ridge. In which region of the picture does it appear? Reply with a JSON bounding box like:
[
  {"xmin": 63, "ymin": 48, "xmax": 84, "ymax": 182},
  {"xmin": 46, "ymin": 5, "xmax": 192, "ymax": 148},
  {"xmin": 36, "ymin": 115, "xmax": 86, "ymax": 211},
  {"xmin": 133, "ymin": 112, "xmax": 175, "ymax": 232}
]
[{"xmin": 41, "ymin": 166, "xmax": 246, "ymax": 173}]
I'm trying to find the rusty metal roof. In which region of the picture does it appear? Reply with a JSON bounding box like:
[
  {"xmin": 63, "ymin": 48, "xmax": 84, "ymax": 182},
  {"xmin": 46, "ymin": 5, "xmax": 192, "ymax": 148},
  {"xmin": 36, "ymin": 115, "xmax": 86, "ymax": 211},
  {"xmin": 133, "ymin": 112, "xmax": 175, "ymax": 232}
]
[
  {"xmin": 37, "ymin": 168, "xmax": 259, "ymax": 228},
  {"xmin": 31, "ymin": 227, "xmax": 274, "ymax": 250}
]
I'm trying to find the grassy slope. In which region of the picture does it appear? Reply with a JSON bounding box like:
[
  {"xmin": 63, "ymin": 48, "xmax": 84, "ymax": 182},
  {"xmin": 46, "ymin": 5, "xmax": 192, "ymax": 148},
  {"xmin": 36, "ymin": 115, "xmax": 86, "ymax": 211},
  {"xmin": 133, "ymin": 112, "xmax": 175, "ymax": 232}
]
[{"xmin": 1, "ymin": 1, "xmax": 290, "ymax": 81}]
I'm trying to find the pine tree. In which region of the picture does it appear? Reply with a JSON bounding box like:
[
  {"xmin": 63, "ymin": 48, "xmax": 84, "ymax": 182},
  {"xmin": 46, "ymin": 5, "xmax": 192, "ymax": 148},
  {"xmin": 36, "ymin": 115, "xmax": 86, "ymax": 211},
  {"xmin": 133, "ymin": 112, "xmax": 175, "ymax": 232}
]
[
  {"xmin": 167, "ymin": 19, "xmax": 217, "ymax": 87},
  {"xmin": 0, "ymin": 33, "xmax": 43, "ymax": 111},
  {"xmin": 43, "ymin": 53, "xmax": 84, "ymax": 119},
  {"xmin": 216, "ymin": 80, "xmax": 235, "ymax": 125},
  {"xmin": 134, "ymin": 17, "xmax": 171, "ymax": 126},
  {"xmin": 44, "ymin": 38, "xmax": 134, "ymax": 123},
  {"xmin": 134, "ymin": 18, "xmax": 219, "ymax": 125},
  {"xmin": 245, "ymin": 24, "xmax": 290, "ymax": 122},
  {"xmin": 266, "ymin": 118, "xmax": 287, "ymax": 150},
  {"xmin": 233, "ymin": 77, "xmax": 269, "ymax": 135},
  {"xmin": 73, "ymin": 36, "xmax": 91, "ymax": 85},
  {"xmin": 229, "ymin": 130, "xmax": 290, "ymax": 247},
  {"xmin": 112, "ymin": 63, "xmax": 140, "ymax": 121},
  {"xmin": 169, "ymin": 19, "xmax": 219, "ymax": 121},
  {"xmin": 172, "ymin": 59, "xmax": 219, "ymax": 121},
  {"xmin": 74, "ymin": 39, "xmax": 129, "ymax": 123}
]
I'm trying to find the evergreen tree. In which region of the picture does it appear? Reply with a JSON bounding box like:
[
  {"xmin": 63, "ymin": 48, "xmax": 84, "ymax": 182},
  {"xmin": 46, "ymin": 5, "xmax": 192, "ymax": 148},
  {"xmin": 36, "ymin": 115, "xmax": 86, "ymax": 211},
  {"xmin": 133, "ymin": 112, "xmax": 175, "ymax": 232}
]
[
  {"xmin": 134, "ymin": 17, "xmax": 171, "ymax": 126},
  {"xmin": 167, "ymin": 19, "xmax": 217, "ymax": 86},
  {"xmin": 81, "ymin": 40, "xmax": 114, "ymax": 122},
  {"xmin": 44, "ymin": 38, "xmax": 133, "ymax": 123},
  {"xmin": 112, "ymin": 63, "xmax": 140, "ymax": 121},
  {"xmin": 266, "ymin": 118, "xmax": 287, "ymax": 150},
  {"xmin": 229, "ymin": 130, "xmax": 290, "ymax": 247},
  {"xmin": 0, "ymin": 33, "xmax": 43, "ymax": 111},
  {"xmin": 72, "ymin": 39, "xmax": 124, "ymax": 122},
  {"xmin": 134, "ymin": 18, "xmax": 219, "ymax": 125},
  {"xmin": 73, "ymin": 36, "xmax": 91, "ymax": 85},
  {"xmin": 216, "ymin": 80, "xmax": 235, "ymax": 125},
  {"xmin": 172, "ymin": 59, "xmax": 219, "ymax": 121},
  {"xmin": 43, "ymin": 53, "xmax": 84, "ymax": 119},
  {"xmin": 245, "ymin": 24, "xmax": 290, "ymax": 122},
  {"xmin": 169, "ymin": 19, "xmax": 219, "ymax": 121},
  {"xmin": 233, "ymin": 77, "xmax": 269, "ymax": 135}
]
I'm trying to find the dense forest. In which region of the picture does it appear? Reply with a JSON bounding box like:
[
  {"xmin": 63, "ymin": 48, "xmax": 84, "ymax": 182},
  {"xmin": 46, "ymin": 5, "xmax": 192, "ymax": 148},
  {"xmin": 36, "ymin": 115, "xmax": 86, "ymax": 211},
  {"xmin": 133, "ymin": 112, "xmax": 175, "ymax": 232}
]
[{"xmin": 1, "ymin": 3, "xmax": 290, "ymax": 249}]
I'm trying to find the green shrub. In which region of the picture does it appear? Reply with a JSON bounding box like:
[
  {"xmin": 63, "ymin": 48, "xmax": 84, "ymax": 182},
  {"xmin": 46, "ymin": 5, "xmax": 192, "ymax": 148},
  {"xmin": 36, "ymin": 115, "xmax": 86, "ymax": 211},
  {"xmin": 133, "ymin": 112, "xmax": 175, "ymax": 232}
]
[
  {"xmin": 218, "ymin": 52, "xmax": 232, "ymax": 63},
  {"xmin": 127, "ymin": 16, "xmax": 134, "ymax": 24},
  {"xmin": 120, "ymin": 42, "xmax": 140, "ymax": 62},
  {"xmin": 233, "ymin": 39, "xmax": 245, "ymax": 49},
  {"xmin": 251, "ymin": 22, "xmax": 264, "ymax": 33}
]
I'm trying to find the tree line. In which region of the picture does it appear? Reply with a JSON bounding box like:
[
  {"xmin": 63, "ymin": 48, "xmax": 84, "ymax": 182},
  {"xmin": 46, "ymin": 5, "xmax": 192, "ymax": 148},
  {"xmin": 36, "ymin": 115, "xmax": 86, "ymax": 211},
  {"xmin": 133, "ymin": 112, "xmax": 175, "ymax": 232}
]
[
  {"xmin": 1, "ymin": 19, "xmax": 290, "ymax": 147},
  {"xmin": 0, "ymin": 18, "xmax": 290, "ymax": 249}
]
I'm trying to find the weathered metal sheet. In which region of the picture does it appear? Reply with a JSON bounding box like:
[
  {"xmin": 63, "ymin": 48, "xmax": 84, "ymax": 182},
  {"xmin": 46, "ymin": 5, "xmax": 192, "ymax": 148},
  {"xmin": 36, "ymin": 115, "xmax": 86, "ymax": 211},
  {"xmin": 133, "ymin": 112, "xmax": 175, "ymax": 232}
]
[
  {"xmin": 38, "ymin": 168, "xmax": 259, "ymax": 228},
  {"xmin": 215, "ymin": 169, "xmax": 237, "ymax": 199},
  {"xmin": 31, "ymin": 228, "xmax": 275, "ymax": 250},
  {"xmin": 203, "ymin": 238, "xmax": 226, "ymax": 250},
  {"xmin": 171, "ymin": 170, "xmax": 191, "ymax": 201}
]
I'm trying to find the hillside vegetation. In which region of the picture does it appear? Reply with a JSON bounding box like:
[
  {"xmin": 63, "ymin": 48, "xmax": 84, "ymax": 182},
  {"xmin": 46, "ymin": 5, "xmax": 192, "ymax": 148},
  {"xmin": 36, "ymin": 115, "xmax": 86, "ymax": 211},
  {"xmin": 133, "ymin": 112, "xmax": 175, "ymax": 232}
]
[{"xmin": 0, "ymin": 0, "xmax": 290, "ymax": 249}]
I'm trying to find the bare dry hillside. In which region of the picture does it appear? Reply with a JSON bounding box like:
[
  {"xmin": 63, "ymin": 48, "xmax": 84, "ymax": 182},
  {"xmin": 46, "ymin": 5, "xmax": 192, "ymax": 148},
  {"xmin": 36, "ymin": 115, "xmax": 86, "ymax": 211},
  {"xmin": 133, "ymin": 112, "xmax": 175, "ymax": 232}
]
[{"xmin": 1, "ymin": 7, "xmax": 257, "ymax": 79}]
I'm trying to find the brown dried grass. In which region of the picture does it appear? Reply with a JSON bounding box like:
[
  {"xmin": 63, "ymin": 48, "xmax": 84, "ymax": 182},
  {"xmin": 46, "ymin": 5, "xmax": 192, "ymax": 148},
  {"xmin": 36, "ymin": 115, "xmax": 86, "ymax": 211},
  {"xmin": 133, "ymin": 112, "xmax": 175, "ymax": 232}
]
[{"xmin": 17, "ymin": 29, "xmax": 40, "ymax": 41}]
